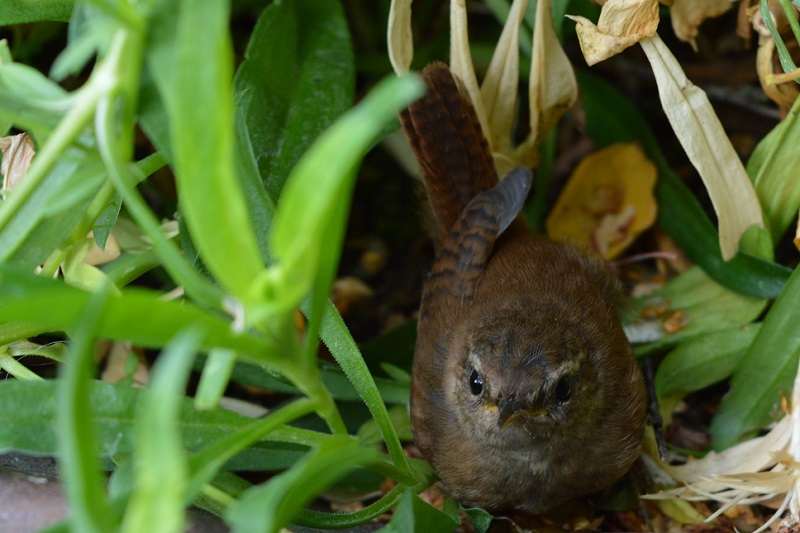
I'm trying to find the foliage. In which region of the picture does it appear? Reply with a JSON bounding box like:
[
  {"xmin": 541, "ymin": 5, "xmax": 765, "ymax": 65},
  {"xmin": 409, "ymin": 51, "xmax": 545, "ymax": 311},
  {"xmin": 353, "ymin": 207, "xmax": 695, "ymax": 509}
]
[{"xmin": 2, "ymin": 0, "xmax": 800, "ymax": 532}]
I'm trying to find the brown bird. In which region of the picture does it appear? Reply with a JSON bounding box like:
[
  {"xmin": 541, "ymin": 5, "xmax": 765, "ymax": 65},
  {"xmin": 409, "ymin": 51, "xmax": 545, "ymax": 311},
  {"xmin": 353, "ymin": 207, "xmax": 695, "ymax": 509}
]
[{"xmin": 400, "ymin": 62, "xmax": 647, "ymax": 514}]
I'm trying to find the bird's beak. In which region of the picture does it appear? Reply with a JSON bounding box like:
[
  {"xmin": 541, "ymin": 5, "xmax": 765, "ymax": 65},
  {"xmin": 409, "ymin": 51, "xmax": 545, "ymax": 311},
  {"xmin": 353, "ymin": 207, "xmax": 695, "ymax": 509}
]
[{"xmin": 497, "ymin": 396, "xmax": 548, "ymax": 429}]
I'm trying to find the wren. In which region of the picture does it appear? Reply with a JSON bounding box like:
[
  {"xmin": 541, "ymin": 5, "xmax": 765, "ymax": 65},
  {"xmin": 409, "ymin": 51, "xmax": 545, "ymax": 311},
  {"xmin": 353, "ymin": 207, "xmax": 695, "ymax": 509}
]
[{"xmin": 400, "ymin": 62, "xmax": 647, "ymax": 514}]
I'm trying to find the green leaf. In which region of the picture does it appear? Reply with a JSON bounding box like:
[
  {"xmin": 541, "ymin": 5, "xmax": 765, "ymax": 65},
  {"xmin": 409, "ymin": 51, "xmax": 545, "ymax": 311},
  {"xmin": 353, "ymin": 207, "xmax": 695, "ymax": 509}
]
[
  {"xmin": 158, "ymin": 0, "xmax": 264, "ymax": 298},
  {"xmin": 465, "ymin": 507, "xmax": 494, "ymax": 533},
  {"xmin": 225, "ymin": 437, "xmax": 375, "ymax": 533},
  {"xmin": 56, "ymin": 288, "xmax": 115, "ymax": 533},
  {"xmin": 632, "ymin": 267, "xmax": 766, "ymax": 356},
  {"xmin": 710, "ymin": 264, "xmax": 800, "ymax": 450},
  {"xmin": 121, "ymin": 329, "xmax": 201, "ymax": 533},
  {"xmin": 578, "ymin": 71, "xmax": 791, "ymax": 298},
  {"xmin": 233, "ymin": 0, "xmax": 355, "ymax": 201},
  {"xmin": 655, "ymin": 323, "xmax": 761, "ymax": 398},
  {"xmin": 747, "ymin": 94, "xmax": 800, "ymax": 243},
  {"xmin": 194, "ymin": 349, "xmax": 237, "ymax": 411},
  {"xmin": 378, "ymin": 489, "xmax": 459, "ymax": 533},
  {"xmin": 258, "ymin": 74, "xmax": 423, "ymax": 319},
  {"xmin": 0, "ymin": 266, "xmax": 274, "ymax": 362},
  {"xmin": 0, "ymin": 0, "xmax": 73, "ymax": 25}
]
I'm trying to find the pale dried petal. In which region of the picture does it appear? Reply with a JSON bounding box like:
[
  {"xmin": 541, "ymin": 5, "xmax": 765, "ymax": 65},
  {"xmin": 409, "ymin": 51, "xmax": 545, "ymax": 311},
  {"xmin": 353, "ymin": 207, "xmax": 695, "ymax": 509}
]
[
  {"xmin": 639, "ymin": 34, "xmax": 764, "ymax": 260},
  {"xmin": 83, "ymin": 231, "xmax": 121, "ymax": 266},
  {"xmin": 670, "ymin": 0, "xmax": 734, "ymax": 51},
  {"xmin": 516, "ymin": 0, "xmax": 577, "ymax": 164},
  {"xmin": 449, "ymin": 0, "xmax": 489, "ymax": 138},
  {"xmin": 388, "ymin": 0, "xmax": 414, "ymax": 74},
  {"xmin": 480, "ymin": 0, "xmax": 527, "ymax": 155},
  {"xmin": 794, "ymin": 208, "xmax": 800, "ymax": 253},
  {"xmin": 568, "ymin": 0, "xmax": 659, "ymax": 66},
  {"xmin": 0, "ymin": 133, "xmax": 35, "ymax": 194}
]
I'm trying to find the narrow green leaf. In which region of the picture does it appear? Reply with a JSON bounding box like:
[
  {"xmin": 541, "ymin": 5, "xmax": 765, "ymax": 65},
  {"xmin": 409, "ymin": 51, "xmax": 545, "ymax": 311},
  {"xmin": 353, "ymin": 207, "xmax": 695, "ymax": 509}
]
[
  {"xmin": 233, "ymin": 0, "xmax": 355, "ymax": 201},
  {"xmin": 121, "ymin": 329, "xmax": 201, "ymax": 533},
  {"xmin": 56, "ymin": 288, "xmax": 115, "ymax": 533},
  {"xmin": 194, "ymin": 349, "xmax": 237, "ymax": 411},
  {"xmin": 0, "ymin": 267, "xmax": 274, "ymax": 362},
  {"xmin": 378, "ymin": 489, "xmax": 459, "ymax": 533},
  {"xmin": 258, "ymin": 74, "xmax": 423, "ymax": 318},
  {"xmin": 655, "ymin": 323, "xmax": 761, "ymax": 398},
  {"xmin": 710, "ymin": 264, "xmax": 800, "ymax": 450},
  {"xmin": 225, "ymin": 437, "xmax": 373, "ymax": 533},
  {"xmin": 161, "ymin": 0, "xmax": 264, "ymax": 298},
  {"xmin": 747, "ymin": 94, "xmax": 800, "ymax": 243}
]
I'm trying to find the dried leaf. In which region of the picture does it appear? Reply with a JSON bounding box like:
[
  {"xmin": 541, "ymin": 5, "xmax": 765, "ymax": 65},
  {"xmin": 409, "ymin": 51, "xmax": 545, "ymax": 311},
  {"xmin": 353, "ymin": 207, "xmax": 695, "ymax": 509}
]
[
  {"xmin": 83, "ymin": 231, "xmax": 121, "ymax": 266},
  {"xmin": 515, "ymin": 0, "xmax": 577, "ymax": 164},
  {"xmin": 567, "ymin": 0, "xmax": 659, "ymax": 66},
  {"xmin": 639, "ymin": 34, "xmax": 764, "ymax": 260},
  {"xmin": 388, "ymin": 0, "xmax": 413, "ymax": 74},
  {"xmin": 449, "ymin": 0, "xmax": 489, "ymax": 138},
  {"xmin": 670, "ymin": 0, "xmax": 735, "ymax": 51},
  {"xmin": 545, "ymin": 142, "xmax": 657, "ymax": 259},
  {"xmin": 480, "ymin": 0, "xmax": 527, "ymax": 156},
  {"xmin": 0, "ymin": 132, "xmax": 35, "ymax": 194}
]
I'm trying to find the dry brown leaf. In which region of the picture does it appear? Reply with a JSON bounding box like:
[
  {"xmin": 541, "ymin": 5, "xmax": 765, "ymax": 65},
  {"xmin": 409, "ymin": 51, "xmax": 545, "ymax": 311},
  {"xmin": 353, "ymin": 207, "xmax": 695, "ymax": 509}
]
[
  {"xmin": 567, "ymin": 0, "xmax": 660, "ymax": 66},
  {"xmin": 0, "ymin": 132, "xmax": 35, "ymax": 195},
  {"xmin": 545, "ymin": 142, "xmax": 657, "ymax": 259},
  {"xmin": 639, "ymin": 34, "xmax": 764, "ymax": 260},
  {"xmin": 794, "ymin": 208, "xmax": 800, "ymax": 253},
  {"xmin": 670, "ymin": 0, "xmax": 735, "ymax": 51}
]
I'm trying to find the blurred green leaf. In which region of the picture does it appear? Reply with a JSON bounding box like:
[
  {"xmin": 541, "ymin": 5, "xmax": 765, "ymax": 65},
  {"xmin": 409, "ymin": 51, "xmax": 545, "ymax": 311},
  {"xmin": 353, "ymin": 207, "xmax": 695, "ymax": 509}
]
[
  {"xmin": 655, "ymin": 323, "xmax": 761, "ymax": 398},
  {"xmin": 121, "ymin": 329, "xmax": 200, "ymax": 533},
  {"xmin": 194, "ymin": 349, "xmax": 236, "ymax": 411},
  {"xmin": 158, "ymin": 0, "xmax": 264, "ymax": 298},
  {"xmin": 578, "ymin": 71, "xmax": 791, "ymax": 298},
  {"xmin": 711, "ymin": 264, "xmax": 800, "ymax": 450},
  {"xmin": 0, "ymin": 267, "xmax": 273, "ymax": 361},
  {"xmin": 0, "ymin": 0, "xmax": 73, "ymax": 24},
  {"xmin": 465, "ymin": 507, "xmax": 494, "ymax": 533},
  {"xmin": 233, "ymin": 0, "xmax": 355, "ymax": 202},
  {"xmin": 56, "ymin": 289, "xmax": 115, "ymax": 533}
]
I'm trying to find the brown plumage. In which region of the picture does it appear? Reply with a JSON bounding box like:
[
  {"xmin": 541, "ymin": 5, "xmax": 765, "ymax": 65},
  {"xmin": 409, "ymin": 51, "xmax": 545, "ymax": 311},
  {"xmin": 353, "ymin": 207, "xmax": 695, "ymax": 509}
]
[{"xmin": 402, "ymin": 62, "xmax": 647, "ymax": 514}]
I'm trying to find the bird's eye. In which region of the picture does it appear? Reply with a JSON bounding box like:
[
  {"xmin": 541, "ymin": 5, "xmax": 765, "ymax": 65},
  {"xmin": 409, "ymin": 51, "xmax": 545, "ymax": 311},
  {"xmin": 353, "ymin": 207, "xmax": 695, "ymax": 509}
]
[
  {"xmin": 469, "ymin": 370, "xmax": 484, "ymax": 395},
  {"xmin": 555, "ymin": 377, "xmax": 571, "ymax": 402}
]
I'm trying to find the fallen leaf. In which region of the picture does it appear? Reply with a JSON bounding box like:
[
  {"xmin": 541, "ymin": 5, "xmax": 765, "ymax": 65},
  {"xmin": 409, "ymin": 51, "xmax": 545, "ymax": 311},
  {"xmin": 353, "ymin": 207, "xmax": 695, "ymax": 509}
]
[
  {"xmin": 670, "ymin": 0, "xmax": 735, "ymax": 51},
  {"xmin": 567, "ymin": 0, "xmax": 660, "ymax": 66},
  {"xmin": 546, "ymin": 142, "xmax": 657, "ymax": 259}
]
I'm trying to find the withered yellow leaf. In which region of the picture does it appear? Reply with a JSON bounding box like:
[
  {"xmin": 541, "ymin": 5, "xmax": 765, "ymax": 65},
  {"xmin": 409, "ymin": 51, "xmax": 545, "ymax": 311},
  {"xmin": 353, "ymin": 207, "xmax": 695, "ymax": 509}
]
[
  {"xmin": 567, "ymin": 0, "xmax": 659, "ymax": 66},
  {"xmin": 546, "ymin": 142, "xmax": 657, "ymax": 259},
  {"xmin": 670, "ymin": 0, "xmax": 734, "ymax": 51}
]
